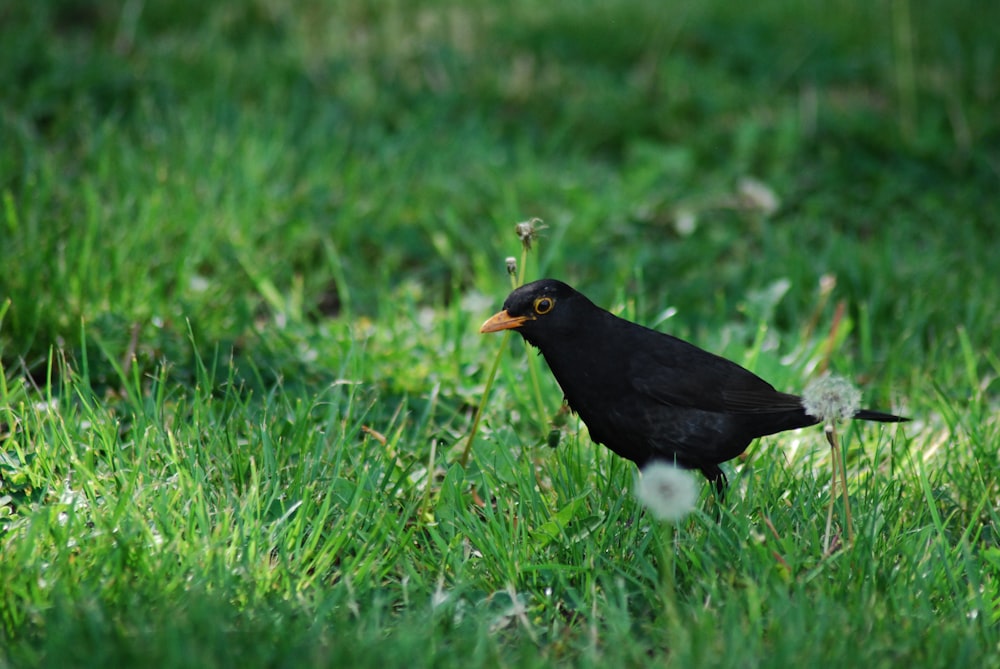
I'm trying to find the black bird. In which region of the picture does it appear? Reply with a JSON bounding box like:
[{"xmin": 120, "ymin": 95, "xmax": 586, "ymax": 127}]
[{"xmin": 480, "ymin": 279, "xmax": 907, "ymax": 492}]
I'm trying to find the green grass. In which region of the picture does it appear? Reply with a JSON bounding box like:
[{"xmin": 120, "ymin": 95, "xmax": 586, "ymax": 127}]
[{"xmin": 2, "ymin": 0, "xmax": 999, "ymax": 666}]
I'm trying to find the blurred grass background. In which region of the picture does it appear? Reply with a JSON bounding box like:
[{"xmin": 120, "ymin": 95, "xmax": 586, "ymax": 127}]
[
  {"xmin": 3, "ymin": 0, "xmax": 996, "ymax": 376},
  {"xmin": 1, "ymin": 0, "xmax": 999, "ymax": 666}
]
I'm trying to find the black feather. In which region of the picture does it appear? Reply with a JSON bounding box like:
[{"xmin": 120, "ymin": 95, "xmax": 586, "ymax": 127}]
[{"xmin": 482, "ymin": 279, "xmax": 909, "ymax": 493}]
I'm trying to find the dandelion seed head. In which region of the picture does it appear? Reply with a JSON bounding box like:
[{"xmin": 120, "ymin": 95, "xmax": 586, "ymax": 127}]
[
  {"xmin": 802, "ymin": 373, "xmax": 862, "ymax": 422},
  {"xmin": 514, "ymin": 217, "xmax": 546, "ymax": 250},
  {"xmin": 635, "ymin": 462, "xmax": 698, "ymax": 522}
]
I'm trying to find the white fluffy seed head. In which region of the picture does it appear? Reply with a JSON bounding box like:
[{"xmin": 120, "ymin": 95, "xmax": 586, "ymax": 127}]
[
  {"xmin": 635, "ymin": 462, "xmax": 698, "ymax": 522},
  {"xmin": 802, "ymin": 373, "xmax": 862, "ymax": 423}
]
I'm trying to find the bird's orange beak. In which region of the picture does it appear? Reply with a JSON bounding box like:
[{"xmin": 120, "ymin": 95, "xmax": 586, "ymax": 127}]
[{"xmin": 480, "ymin": 310, "xmax": 532, "ymax": 333}]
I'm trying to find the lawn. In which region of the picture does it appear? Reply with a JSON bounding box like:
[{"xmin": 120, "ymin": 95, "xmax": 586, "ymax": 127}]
[{"xmin": 1, "ymin": 1, "xmax": 998, "ymax": 667}]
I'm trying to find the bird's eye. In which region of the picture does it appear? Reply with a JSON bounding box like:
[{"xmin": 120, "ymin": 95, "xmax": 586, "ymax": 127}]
[{"xmin": 533, "ymin": 297, "xmax": 554, "ymax": 314}]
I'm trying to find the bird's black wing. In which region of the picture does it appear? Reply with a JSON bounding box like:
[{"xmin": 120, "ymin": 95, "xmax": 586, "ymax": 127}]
[
  {"xmin": 626, "ymin": 330, "xmax": 802, "ymax": 415},
  {"xmin": 621, "ymin": 329, "xmax": 816, "ymax": 469},
  {"xmin": 718, "ymin": 388, "xmax": 806, "ymax": 414}
]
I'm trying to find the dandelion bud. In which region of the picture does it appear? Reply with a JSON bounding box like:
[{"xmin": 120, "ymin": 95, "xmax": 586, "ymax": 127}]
[{"xmin": 505, "ymin": 256, "xmax": 517, "ymax": 275}]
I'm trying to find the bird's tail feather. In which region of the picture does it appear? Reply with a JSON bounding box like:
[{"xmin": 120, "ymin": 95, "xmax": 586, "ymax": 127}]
[{"xmin": 854, "ymin": 409, "xmax": 909, "ymax": 423}]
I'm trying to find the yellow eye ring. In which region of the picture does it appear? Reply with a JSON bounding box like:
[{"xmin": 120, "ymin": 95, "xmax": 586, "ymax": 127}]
[{"xmin": 534, "ymin": 297, "xmax": 554, "ymax": 314}]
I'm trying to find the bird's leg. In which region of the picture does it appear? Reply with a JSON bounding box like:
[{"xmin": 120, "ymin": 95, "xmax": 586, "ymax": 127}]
[{"xmin": 700, "ymin": 464, "xmax": 728, "ymax": 502}]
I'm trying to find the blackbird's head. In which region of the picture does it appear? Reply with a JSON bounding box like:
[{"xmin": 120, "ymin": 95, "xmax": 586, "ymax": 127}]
[{"xmin": 479, "ymin": 279, "xmax": 596, "ymax": 348}]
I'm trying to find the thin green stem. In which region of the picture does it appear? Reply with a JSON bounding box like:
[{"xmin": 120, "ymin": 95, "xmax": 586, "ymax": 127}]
[
  {"xmin": 656, "ymin": 522, "xmax": 679, "ymax": 623},
  {"xmin": 833, "ymin": 424, "xmax": 855, "ymax": 542},
  {"xmin": 460, "ymin": 246, "xmax": 527, "ymax": 469},
  {"xmin": 824, "ymin": 422, "xmax": 855, "ymax": 548},
  {"xmin": 460, "ymin": 330, "xmax": 510, "ymax": 468},
  {"xmin": 824, "ymin": 438, "xmax": 837, "ymax": 553},
  {"xmin": 517, "ymin": 244, "xmax": 550, "ymax": 431}
]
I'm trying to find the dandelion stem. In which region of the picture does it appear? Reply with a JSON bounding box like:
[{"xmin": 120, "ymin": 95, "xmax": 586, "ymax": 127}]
[
  {"xmin": 825, "ymin": 422, "xmax": 855, "ymax": 545},
  {"xmin": 460, "ymin": 330, "xmax": 510, "ymax": 468},
  {"xmin": 462, "ymin": 234, "xmax": 534, "ymax": 469},
  {"xmin": 833, "ymin": 424, "xmax": 854, "ymax": 541},
  {"xmin": 656, "ymin": 523, "xmax": 678, "ymax": 621},
  {"xmin": 803, "ymin": 373, "xmax": 862, "ymax": 551},
  {"xmin": 515, "ymin": 243, "xmax": 550, "ymax": 432},
  {"xmin": 516, "ymin": 244, "xmax": 528, "ymax": 288},
  {"xmin": 824, "ymin": 442, "xmax": 837, "ymax": 553}
]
